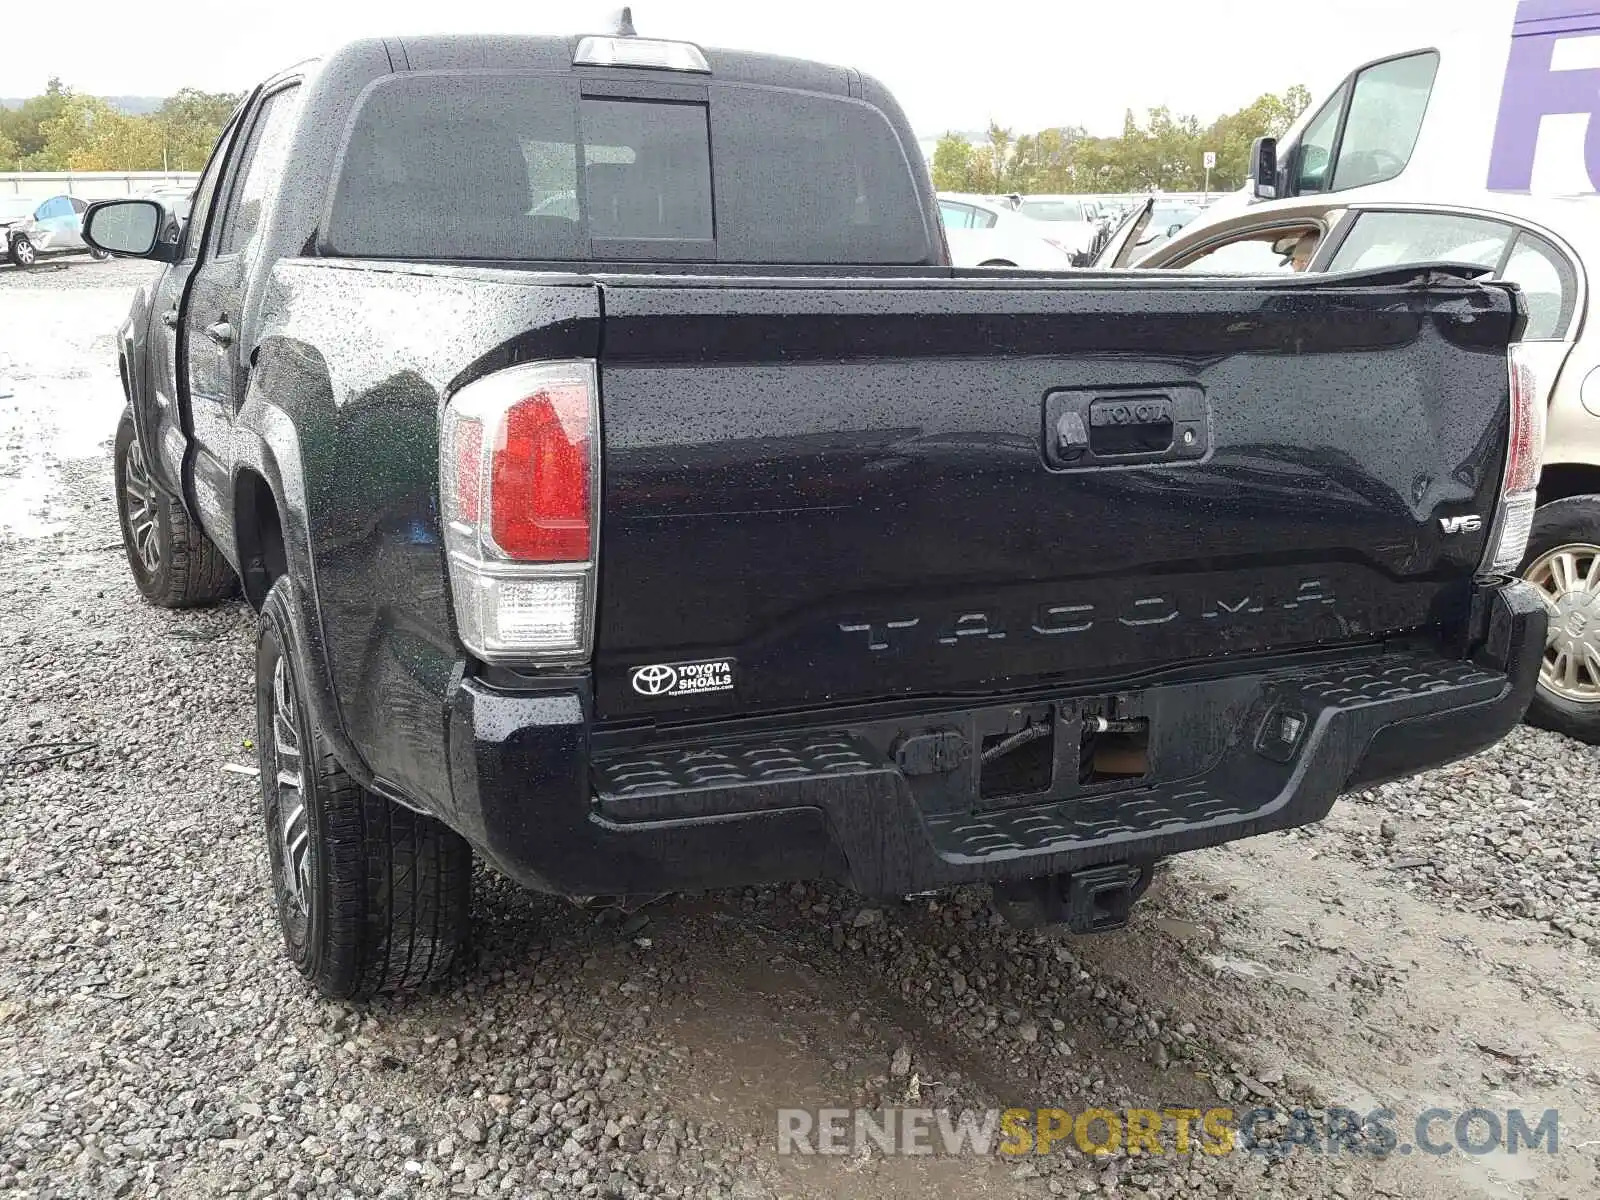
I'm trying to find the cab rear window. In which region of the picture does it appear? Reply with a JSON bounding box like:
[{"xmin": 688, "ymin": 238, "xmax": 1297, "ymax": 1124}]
[{"xmin": 324, "ymin": 72, "xmax": 930, "ymax": 265}]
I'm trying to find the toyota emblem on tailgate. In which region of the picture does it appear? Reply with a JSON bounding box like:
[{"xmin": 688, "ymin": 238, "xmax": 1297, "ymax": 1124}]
[{"xmin": 632, "ymin": 664, "xmax": 679, "ymax": 695}]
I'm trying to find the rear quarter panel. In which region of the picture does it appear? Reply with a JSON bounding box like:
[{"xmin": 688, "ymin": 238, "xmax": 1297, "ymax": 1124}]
[{"xmin": 240, "ymin": 259, "xmax": 600, "ymax": 811}]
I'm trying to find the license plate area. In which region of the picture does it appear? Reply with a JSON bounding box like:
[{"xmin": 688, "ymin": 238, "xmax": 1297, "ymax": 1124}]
[
  {"xmin": 970, "ymin": 694, "xmax": 1152, "ymax": 812},
  {"xmin": 977, "ymin": 703, "xmax": 1057, "ymax": 803}
]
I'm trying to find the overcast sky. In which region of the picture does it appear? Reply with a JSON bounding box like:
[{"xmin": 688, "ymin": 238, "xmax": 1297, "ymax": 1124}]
[{"xmin": 11, "ymin": 0, "xmax": 1514, "ymax": 136}]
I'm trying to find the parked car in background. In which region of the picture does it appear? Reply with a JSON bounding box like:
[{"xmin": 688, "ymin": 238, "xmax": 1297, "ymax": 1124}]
[
  {"xmin": 142, "ymin": 188, "xmax": 196, "ymax": 247},
  {"xmin": 143, "ymin": 188, "xmax": 194, "ymax": 220},
  {"xmin": 4, "ymin": 194, "xmax": 110, "ymax": 267},
  {"xmin": 1114, "ymin": 189, "xmax": 1600, "ymax": 742},
  {"xmin": 1102, "ymin": 198, "xmax": 1206, "ymax": 264},
  {"xmin": 1011, "ymin": 194, "xmax": 1103, "ymax": 258},
  {"xmin": 937, "ymin": 193, "xmax": 1082, "ymax": 268},
  {"xmin": 0, "ymin": 196, "xmax": 36, "ymax": 235}
]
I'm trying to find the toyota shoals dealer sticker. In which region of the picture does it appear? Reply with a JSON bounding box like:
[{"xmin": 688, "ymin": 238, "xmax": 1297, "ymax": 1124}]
[{"xmin": 630, "ymin": 658, "xmax": 735, "ymax": 698}]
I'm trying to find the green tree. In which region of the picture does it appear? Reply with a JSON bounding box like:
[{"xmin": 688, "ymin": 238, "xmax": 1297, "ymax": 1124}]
[
  {"xmin": 930, "ymin": 133, "xmax": 979, "ymax": 191},
  {"xmin": 35, "ymin": 95, "xmax": 165, "ymax": 171},
  {"xmin": 1199, "ymin": 84, "xmax": 1315, "ymax": 191},
  {"xmin": 964, "ymin": 122, "xmax": 1014, "ymax": 194},
  {"xmin": 1008, "ymin": 127, "xmax": 1080, "ymax": 192},
  {"xmin": 1, "ymin": 77, "xmax": 73, "ymax": 166},
  {"xmin": 158, "ymin": 88, "xmax": 241, "ymax": 169}
]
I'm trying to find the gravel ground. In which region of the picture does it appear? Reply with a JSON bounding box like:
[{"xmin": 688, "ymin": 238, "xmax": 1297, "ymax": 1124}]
[
  {"xmin": 1, "ymin": 257, "xmax": 1598, "ymax": 1200},
  {"xmin": 1331, "ymin": 736, "xmax": 1600, "ymax": 943}
]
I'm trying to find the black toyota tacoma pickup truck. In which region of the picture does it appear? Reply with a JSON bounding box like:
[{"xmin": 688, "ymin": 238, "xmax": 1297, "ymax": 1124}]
[{"xmin": 86, "ymin": 27, "xmax": 1547, "ymax": 1000}]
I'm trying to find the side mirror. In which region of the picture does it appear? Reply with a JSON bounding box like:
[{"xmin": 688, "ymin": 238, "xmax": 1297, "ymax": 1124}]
[
  {"xmin": 83, "ymin": 199, "xmax": 175, "ymax": 262},
  {"xmin": 1250, "ymin": 136, "xmax": 1278, "ymax": 200}
]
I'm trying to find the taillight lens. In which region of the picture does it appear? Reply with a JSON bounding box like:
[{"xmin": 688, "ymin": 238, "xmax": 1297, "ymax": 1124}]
[
  {"xmin": 440, "ymin": 361, "xmax": 599, "ymax": 662},
  {"xmin": 491, "ymin": 387, "xmax": 591, "ymax": 561},
  {"xmin": 1480, "ymin": 342, "xmax": 1552, "ymax": 576}
]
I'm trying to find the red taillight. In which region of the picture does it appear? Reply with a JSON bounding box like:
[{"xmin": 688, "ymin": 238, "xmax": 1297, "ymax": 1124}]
[
  {"xmin": 440, "ymin": 360, "xmax": 599, "ymax": 662},
  {"xmin": 491, "ymin": 386, "xmax": 591, "ymax": 561}
]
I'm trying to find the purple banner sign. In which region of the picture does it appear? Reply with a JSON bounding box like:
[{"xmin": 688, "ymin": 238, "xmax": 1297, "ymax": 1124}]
[{"xmin": 1488, "ymin": 0, "xmax": 1600, "ymax": 191}]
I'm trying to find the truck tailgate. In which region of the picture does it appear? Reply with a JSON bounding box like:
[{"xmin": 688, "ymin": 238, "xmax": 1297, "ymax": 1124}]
[{"xmin": 591, "ymin": 272, "xmax": 1519, "ymax": 722}]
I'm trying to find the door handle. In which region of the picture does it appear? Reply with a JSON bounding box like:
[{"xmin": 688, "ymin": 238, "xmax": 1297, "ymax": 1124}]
[
  {"xmin": 205, "ymin": 321, "xmax": 234, "ymax": 347},
  {"xmin": 161, "ymin": 308, "xmax": 179, "ymax": 329}
]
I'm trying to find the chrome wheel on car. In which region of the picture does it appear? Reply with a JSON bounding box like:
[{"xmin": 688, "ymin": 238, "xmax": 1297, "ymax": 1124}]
[
  {"xmin": 122, "ymin": 436, "xmax": 162, "ymax": 576},
  {"xmin": 269, "ymin": 655, "xmax": 312, "ymax": 936},
  {"xmin": 11, "ymin": 237, "xmax": 35, "ymax": 266},
  {"xmin": 1526, "ymin": 543, "xmax": 1600, "ymax": 704}
]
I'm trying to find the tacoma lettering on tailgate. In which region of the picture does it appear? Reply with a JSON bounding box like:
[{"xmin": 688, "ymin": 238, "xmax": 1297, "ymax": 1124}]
[{"xmin": 839, "ymin": 580, "xmax": 1336, "ymax": 654}]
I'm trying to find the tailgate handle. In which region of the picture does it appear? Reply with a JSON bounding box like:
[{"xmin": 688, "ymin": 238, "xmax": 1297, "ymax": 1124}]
[
  {"xmin": 1044, "ymin": 386, "xmax": 1208, "ymax": 470},
  {"xmin": 1088, "ymin": 397, "xmax": 1174, "ymax": 456}
]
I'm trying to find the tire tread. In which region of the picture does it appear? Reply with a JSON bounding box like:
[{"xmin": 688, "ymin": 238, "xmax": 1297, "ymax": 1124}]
[
  {"xmin": 258, "ymin": 579, "xmax": 471, "ymax": 1001},
  {"xmin": 114, "ymin": 408, "xmax": 237, "ymax": 608},
  {"xmin": 159, "ymin": 498, "xmax": 237, "ymax": 607}
]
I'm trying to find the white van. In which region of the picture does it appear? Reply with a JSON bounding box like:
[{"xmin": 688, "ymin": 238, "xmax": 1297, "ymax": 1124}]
[{"xmin": 1242, "ymin": 0, "xmax": 1600, "ymax": 207}]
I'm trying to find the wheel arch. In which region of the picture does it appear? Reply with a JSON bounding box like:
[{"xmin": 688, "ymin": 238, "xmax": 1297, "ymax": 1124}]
[
  {"xmin": 233, "ymin": 467, "xmax": 287, "ymax": 611},
  {"xmin": 233, "ymin": 402, "xmax": 377, "ymax": 791}
]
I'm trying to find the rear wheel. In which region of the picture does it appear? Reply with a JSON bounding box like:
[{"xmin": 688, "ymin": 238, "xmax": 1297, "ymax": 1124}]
[
  {"xmin": 114, "ymin": 408, "xmax": 237, "ymax": 607},
  {"xmin": 9, "ymin": 236, "xmax": 36, "ymax": 267},
  {"xmin": 1521, "ymin": 495, "xmax": 1600, "ymax": 743},
  {"xmin": 978, "ymin": 258, "xmax": 1016, "ymax": 268},
  {"xmin": 257, "ymin": 578, "xmax": 473, "ymax": 999},
  {"xmin": 89, "ymin": 247, "xmax": 111, "ymax": 262}
]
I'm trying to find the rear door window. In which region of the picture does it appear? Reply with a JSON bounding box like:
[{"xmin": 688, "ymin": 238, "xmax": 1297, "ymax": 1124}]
[
  {"xmin": 216, "ymin": 85, "xmax": 303, "ymax": 256},
  {"xmin": 939, "ymin": 202, "xmax": 976, "ymax": 230},
  {"xmin": 1327, "ymin": 210, "xmax": 1515, "ymax": 272},
  {"xmin": 1500, "ymin": 232, "xmax": 1577, "ymax": 339},
  {"xmin": 1178, "ymin": 231, "xmax": 1310, "ymax": 273}
]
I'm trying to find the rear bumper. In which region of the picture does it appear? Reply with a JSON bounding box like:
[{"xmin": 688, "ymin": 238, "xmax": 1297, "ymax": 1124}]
[{"xmin": 444, "ymin": 581, "xmax": 1544, "ymax": 898}]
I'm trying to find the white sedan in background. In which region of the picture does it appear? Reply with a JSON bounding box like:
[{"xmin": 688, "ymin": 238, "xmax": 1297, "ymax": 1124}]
[
  {"xmin": 1010, "ymin": 194, "xmax": 1104, "ymax": 258},
  {"xmin": 937, "ymin": 194, "xmax": 1081, "ymax": 270}
]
